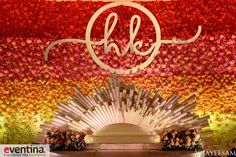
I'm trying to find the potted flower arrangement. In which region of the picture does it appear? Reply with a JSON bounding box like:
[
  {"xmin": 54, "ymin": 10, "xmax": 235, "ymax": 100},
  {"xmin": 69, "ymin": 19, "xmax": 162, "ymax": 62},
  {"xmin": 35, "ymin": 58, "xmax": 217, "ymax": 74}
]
[
  {"xmin": 161, "ymin": 129, "xmax": 203, "ymax": 151},
  {"xmin": 44, "ymin": 129, "xmax": 86, "ymax": 151}
]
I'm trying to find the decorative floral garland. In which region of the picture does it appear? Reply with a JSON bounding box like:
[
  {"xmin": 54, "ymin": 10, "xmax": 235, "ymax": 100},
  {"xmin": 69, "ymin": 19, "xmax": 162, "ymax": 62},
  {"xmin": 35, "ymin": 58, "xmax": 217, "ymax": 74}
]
[
  {"xmin": 161, "ymin": 129, "xmax": 203, "ymax": 151},
  {"xmin": 44, "ymin": 130, "xmax": 86, "ymax": 151}
]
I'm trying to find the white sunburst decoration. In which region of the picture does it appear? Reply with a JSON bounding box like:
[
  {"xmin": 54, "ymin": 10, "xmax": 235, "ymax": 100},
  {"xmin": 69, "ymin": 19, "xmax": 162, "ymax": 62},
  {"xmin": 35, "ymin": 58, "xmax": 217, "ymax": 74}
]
[{"xmin": 39, "ymin": 75, "xmax": 209, "ymax": 140}]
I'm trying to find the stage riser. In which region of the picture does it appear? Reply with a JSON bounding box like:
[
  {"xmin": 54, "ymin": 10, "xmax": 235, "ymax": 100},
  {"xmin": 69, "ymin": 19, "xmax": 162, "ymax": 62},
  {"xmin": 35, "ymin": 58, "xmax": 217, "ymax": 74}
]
[
  {"xmin": 50, "ymin": 150, "xmax": 204, "ymax": 157},
  {"xmin": 87, "ymin": 144, "xmax": 162, "ymax": 150}
]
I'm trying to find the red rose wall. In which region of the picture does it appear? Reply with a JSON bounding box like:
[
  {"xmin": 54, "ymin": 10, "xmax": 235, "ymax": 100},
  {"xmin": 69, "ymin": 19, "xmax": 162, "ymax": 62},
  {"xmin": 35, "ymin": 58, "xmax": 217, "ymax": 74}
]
[{"xmin": 0, "ymin": 0, "xmax": 235, "ymax": 144}]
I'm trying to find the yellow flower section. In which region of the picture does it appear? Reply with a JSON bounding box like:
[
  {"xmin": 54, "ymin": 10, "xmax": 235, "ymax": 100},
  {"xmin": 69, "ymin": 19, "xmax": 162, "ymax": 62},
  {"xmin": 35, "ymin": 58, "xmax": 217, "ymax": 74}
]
[
  {"xmin": 0, "ymin": 74, "xmax": 235, "ymax": 144},
  {"xmin": 198, "ymin": 112, "xmax": 236, "ymax": 145},
  {"xmin": 0, "ymin": 113, "xmax": 43, "ymax": 144}
]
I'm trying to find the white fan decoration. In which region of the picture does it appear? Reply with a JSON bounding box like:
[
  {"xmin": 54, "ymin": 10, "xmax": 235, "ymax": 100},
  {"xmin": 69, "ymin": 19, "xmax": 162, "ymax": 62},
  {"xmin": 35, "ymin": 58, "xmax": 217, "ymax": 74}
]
[{"xmin": 39, "ymin": 75, "xmax": 209, "ymax": 139}]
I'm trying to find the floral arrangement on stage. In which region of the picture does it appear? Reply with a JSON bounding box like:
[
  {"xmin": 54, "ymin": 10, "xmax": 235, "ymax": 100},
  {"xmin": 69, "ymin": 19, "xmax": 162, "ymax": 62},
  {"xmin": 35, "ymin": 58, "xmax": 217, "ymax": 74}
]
[
  {"xmin": 161, "ymin": 129, "xmax": 203, "ymax": 151},
  {"xmin": 44, "ymin": 130, "xmax": 86, "ymax": 151}
]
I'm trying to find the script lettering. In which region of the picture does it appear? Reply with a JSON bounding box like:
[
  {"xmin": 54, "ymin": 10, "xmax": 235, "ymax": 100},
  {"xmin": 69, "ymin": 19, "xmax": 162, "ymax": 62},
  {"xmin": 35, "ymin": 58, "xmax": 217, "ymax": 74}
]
[{"xmin": 44, "ymin": 2, "xmax": 201, "ymax": 75}]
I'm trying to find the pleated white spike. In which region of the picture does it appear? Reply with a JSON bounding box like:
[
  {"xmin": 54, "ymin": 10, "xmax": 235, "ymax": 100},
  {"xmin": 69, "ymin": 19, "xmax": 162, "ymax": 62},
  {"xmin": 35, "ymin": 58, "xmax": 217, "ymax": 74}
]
[{"xmin": 40, "ymin": 75, "xmax": 209, "ymax": 136}]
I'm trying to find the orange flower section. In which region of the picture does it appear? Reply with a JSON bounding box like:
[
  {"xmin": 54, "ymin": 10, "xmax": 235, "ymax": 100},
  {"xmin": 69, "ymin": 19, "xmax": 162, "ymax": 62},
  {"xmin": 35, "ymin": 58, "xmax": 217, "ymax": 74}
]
[
  {"xmin": 0, "ymin": 75, "xmax": 235, "ymax": 117},
  {"xmin": 0, "ymin": 78, "xmax": 73, "ymax": 119}
]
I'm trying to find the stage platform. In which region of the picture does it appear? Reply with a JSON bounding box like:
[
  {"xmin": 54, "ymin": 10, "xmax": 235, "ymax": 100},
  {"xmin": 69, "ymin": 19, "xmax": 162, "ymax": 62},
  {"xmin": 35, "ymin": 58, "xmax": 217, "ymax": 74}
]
[{"xmin": 50, "ymin": 150, "xmax": 204, "ymax": 157}]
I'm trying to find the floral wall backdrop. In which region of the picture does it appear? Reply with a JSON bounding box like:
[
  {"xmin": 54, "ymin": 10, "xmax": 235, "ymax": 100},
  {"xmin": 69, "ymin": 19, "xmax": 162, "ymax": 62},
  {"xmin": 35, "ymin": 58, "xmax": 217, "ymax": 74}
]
[{"xmin": 0, "ymin": 0, "xmax": 235, "ymax": 144}]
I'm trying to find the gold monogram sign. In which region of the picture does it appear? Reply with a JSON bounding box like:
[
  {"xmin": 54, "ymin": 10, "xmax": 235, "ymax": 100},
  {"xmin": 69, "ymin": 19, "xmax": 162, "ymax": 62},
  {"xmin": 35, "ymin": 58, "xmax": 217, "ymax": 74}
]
[{"xmin": 44, "ymin": 2, "xmax": 201, "ymax": 75}]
